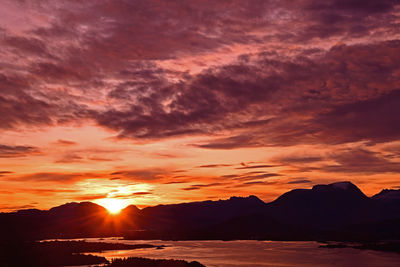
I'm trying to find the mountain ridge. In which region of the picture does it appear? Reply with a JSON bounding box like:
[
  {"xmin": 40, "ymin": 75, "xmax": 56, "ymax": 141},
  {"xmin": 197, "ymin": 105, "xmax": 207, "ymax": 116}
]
[{"xmin": 1, "ymin": 181, "xmax": 399, "ymax": 241}]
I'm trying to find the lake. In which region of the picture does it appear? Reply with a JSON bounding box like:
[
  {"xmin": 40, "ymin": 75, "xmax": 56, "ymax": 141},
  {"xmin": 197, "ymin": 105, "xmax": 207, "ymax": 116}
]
[{"xmin": 61, "ymin": 238, "xmax": 400, "ymax": 267}]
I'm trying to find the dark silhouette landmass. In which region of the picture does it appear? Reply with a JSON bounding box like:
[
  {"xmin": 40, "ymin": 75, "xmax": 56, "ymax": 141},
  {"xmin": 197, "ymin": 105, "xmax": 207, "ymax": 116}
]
[
  {"xmin": 1, "ymin": 181, "xmax": 399, "ymax": 242},
  {"xmin": 0, "ymin": 240, "xmax": 159, "ymax": 267},
  {"xmin": 320, "ymin": 241, "xmax": 400, "ymax": 254},
  {"xmin": 105, "ymin": 257, "xmax": 205, "ymax": 267},
  {"xmin": 0, "ymin": 240, "xmax": 203, "ymax": 267}
]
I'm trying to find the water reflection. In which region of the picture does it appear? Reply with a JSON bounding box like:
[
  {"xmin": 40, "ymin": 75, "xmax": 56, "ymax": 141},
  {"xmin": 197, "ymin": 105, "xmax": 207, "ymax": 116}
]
[{"xmin": 66, "ymin": 238, "xmax": 400, "ymax": 267}]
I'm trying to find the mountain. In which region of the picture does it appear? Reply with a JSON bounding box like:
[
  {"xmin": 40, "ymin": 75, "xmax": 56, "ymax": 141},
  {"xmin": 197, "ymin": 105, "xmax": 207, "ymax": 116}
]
[
  {"xmin": 1, "ymin": 182, "xmax": 399, "ymax": 242},
  {"xmin": 122, "ymin": 182, "xmax": 400, "ymax": 240},
  {"xmin": 265, "ymin": 181, "xmax": 374, "ymax": 229},
  {"xmin": 371, "ymin": 189, "xmax": 400, "ymax": 222},
  {"xmin": 372, "ymin": 189, "xmax": 400, "ymax": 202},
  {"xmin": 0, "ymin": 202, "xmax": 118, "ymax": 241},
  {"xmin": 126, "ymin": 195, "xmax": 266, "ymax": 239}
]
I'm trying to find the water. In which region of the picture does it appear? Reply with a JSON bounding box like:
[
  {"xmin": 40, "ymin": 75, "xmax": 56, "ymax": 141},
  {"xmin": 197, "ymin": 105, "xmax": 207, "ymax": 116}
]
[{"xmin": 62, "ymin": 238, "xmax": 400, "ymax": 267}]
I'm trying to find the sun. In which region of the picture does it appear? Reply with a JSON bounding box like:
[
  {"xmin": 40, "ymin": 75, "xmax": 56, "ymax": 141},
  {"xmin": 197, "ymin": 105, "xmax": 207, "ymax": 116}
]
[{"xmin": 96, "ymin": 198, "xmax": 130, "ymax": 214}]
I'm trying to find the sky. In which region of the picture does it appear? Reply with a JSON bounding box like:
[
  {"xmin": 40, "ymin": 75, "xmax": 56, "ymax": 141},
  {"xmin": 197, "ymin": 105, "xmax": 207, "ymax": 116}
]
[{"xmin": 1, "ymin": 0, "xmax": 400, "ymax": 212}]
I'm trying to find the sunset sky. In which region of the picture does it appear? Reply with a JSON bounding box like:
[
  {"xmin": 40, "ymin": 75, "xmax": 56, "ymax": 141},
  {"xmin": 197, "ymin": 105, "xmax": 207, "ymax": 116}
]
[{"xmin": 1, "ymin": 0, "xmax": 400, "ymax": 212}]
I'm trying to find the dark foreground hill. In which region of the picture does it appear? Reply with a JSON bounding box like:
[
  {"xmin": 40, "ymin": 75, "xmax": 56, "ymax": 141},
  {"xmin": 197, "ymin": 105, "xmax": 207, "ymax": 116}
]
[
  {"xmin": 1, "ymin": 181, "xmax": 399, "ymax": 242},
  {"xmin": 0, "ymin": 240, "xmax": 203, "ymax": 267}
]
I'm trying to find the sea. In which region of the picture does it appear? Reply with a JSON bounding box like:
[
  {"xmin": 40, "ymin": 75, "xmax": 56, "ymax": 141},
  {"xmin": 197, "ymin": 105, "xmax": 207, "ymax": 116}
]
[{"xmin": 55, "ymin": 238, "xmax": 400, "ymax": 267}]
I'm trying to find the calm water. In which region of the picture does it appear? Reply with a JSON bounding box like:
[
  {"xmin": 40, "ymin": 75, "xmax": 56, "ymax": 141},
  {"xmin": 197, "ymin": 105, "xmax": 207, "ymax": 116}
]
[{"xmin": 63, "ymin": 238, "xmax": 400, "ymax": 267}]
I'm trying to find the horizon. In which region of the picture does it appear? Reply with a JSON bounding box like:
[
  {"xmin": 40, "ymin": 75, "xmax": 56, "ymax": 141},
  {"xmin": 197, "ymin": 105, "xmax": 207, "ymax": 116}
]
[
  {"xmin": 1, "ymin": 0, "xmax": 400, "ymax": 213},
  {"xmin": 2, "ymin": 180, "xmax": 396, "ymax": 213}
]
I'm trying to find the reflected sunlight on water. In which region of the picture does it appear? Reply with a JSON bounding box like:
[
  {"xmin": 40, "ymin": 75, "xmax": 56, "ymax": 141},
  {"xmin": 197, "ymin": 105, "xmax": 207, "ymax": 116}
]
[{"xmin": 63, "ymin": 238, "xmax": 400, "ymax": 267}]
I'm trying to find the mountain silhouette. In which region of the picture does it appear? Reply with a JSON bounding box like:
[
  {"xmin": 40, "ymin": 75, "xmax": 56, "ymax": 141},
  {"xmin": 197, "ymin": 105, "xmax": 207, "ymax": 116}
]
[
  {"xmin": 265, "ymin": 181, "xmax": 374, "ymax": 229},
  {"xmin": 1, "ymin": 182, "xmax": 399, "ymax": 242},
  {"xmin": 0, "ymin": 202, "xmax": 117, "ymax": 241},
  {"xmin": 372, "ymin": 189, "xmax": 400, "ymax": 202}
]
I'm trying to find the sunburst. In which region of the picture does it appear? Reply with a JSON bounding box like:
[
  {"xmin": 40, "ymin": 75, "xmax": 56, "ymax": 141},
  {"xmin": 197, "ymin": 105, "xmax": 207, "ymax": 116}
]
[{"xmin": 96, "ymin": 198, "xmax": 130, "ymax": 214}]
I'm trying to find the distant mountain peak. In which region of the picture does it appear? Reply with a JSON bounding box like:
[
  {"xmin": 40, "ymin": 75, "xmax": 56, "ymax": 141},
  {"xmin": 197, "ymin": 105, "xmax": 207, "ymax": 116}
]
[
  {"xmin": 273, "ymin": 181, "xmax": 368, "ymax": 206},
  {"xmin": 311, "ymin": 181, "xmax": 367, "ymax": 198},
  {"xmin": 122, "ymin": 205, "xmax": 141, "ymax": 212},
  {"xmin": 228, "ymin": 195, "xmax": 263, "ymax": 203},
  {"xmin": 312, "ymin": 181, "xmax": 357, "ymax": 191},
  {"xmin": 330, "ymin": 181, "xmax": 356, "ymax": 190},
  {"xmin": 372, "ymin": 189, "xmax": 400, "ymax": 201},
  {"xmin": 49, "ymin": 201, "xmax": 105, "ymax": 213}
]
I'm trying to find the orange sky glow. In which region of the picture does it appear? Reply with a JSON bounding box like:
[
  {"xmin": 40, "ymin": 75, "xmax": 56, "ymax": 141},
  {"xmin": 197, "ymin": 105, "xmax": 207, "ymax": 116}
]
[{"xmin": 1, "ymin": 0, "xmax": 400, "ymax": 212}]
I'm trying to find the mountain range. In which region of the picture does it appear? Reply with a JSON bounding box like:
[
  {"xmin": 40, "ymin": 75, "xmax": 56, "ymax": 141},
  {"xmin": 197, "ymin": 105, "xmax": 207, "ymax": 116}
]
[{"xmin": 1, "ymin": 181, "xmax": 399, "ymax": 242}]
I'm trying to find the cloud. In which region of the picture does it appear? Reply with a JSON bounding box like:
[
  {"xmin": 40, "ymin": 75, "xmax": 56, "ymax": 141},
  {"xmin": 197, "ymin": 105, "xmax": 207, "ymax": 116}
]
[
  {"xmin": 0, "ymin": 171, "xmax": 13, "ymax": 177},
  {"xmin": 319, "ymin": 148, "xmax": 400, "ymax": 174},
  {"xmin": 25, "ymin": 188, "xmax": 79, "ymax": 196},
  {"xmin": 131, "ymin": 191, "xmax": 152, "ymax": 196},
  {"xmin": 194, "ymin": 135, "xmax": 261, "ymax": 150},
  {"xmin": 54, "ymin": 153, "xmax": 84, "ymax": 163},
  {"xmin": 110, "ymin": 168, "xmax": 170, "ymax": 182},
  {"xmin": 0, "ymin": 32, "xmax": 52, "ymax": 58},
  {"xmin": 0, "ymin": 204, "xmax": 36, "ymax": 211},
  {"xmin": 54, "ymin": 139, "xmax": 77, "ymax": 146},
  {"xmin": 235, "ymin": 164, "xmax": 278, "ymax": 170},
  {"xmin": 196, "ymin": 164, "xmax": 233, "ymax": 168},
  {"xmin": 312, "ymin": 89, "xmax": 400, "ymax": 144},
  {"xmin": 287, "ymin": 179, "xmax": 312, "ymax": 184},
  {"xmin": 189, "ymin": 40, "xmax": 400, "ymax": 148},
  {"xmin": 0, "ymin": 144, "xmax": 40, "ymax": 158},
  {"xmin": 220, "ymin": 171, "xmax": 282, "ymax": 182},
  {"xmin": 10, "ymin": 172, "xmax": 103, "ymax": 183},
  {"xmin": 0, "ymin": 190, "xmax": 14, "ymax": 195},
  {"xmin": 233, "ymin": 173, "xmax": 282, "ymax": 181},
  {"xmin": 1, "ymin": 0, "xmax": 400, "ymax": 202},
  {"xmin": 53, "ymin": 148, "xmax": 121, "ymax": 163},
  {"xmin": 0, "ymin": 0, "xmax": 399, "ymax": 149},
  {"xmin": 272, "ymin": 154, "xmax": 324, "ymax": 164},
  {"xmin": 75, "ymin": 194, "xmax": 108, "ymax": 201},
  {"xmin": 182, "ymin": 182, "xmax": 225, "ymax": 191}
]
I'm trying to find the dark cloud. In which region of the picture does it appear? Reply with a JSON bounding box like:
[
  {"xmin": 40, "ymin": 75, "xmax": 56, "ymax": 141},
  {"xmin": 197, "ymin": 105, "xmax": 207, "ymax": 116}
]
[
  {"xmin": 282, "ymin": 0, "xmax": 400, "ymax": 42},
  {"xmin": 191, "ymin": 40, "xmax": 400, "ymax": 148},
  {"xmin": 0, "ymin": 71, "xmax": 90, "ymax": 130},
  {"xmin": 0, "ymin": 0, "xmax": 400, "ymax": 151},
  {"xmin": 0, "ymin": 33, "xmax": 52, "ymax": 58},
  {"xmin": 287, "ymin": 179, "xmax": 312, "ymax": 184},
  {"xmin": 234, "ymin": 180, "xmax": 282, "ymax": 188},
  {"xmin": 283, "ymin": 148, "xmax": 400, "ymax": 175},
  {"xmin": 25, "ymin": 188, "xmax": 79, "ymax": 196},
  {"xmin": 320, "ymin": 148, "xmax": 400, "ymax": 174},
  {"xmin": 54, "ymin": 139, "xmax": 77, "ymax": 146},
  {"xmin": 233, "ymin": 173, "xmax": 282, "ymax": 181},
  {"xmin": 182, "ymin": 182, "xmax": 225, "ymax": 191},
  {"xmin": 312, "ymin": 89, "xmax": 400, "ymax": 144},
  {"xmin": 0, "ymin": 144, "xmax": 40, "ymax": 158},
  {"xmin": 110, "ymin": 168, "xmax": 169, "ymax": 182},
  {"xmin": 87, "ymin": 156, "xmax": 116, "ymax": 162},
  {"xmin": 53, "ymin": 149, "xmax": 120, "ymax": 163},
  {"xmin": 243, "ymin": 181, "xmax": 267, "ymax": 186},
  {"xmin": 272, "ymin": 155, "xmax": 324, "ymax": 164},
  {"xmin": 220, "ymin": 171, "xmax": 282, "ymax": 182},
  {"xmin": 236, "ymin": 164, "xmax": 278, "ymax": 170},
  {"xmin": 10, "ymin": 172, "xmax": 102, "ymax": 183},
  {"xmin": 194, "ymin": 135, "xmax": 261, "ymax": 150},
  {"xmin": 54, "ymin": 153, "xmax": 84, "ymax": 163},
  {"xmin": 196, "ymin": 164, "xmax": 233, "ymax": 168},
  {"xmin": 0, "ymin": 204, "xmax": 36, "ymax": 211}
]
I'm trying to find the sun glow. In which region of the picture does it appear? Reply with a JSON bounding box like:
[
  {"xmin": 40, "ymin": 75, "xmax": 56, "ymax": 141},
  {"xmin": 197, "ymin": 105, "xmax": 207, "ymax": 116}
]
[{"xmin": 96, "ymin": 198, "xmax": 130, "ymax": 214}]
